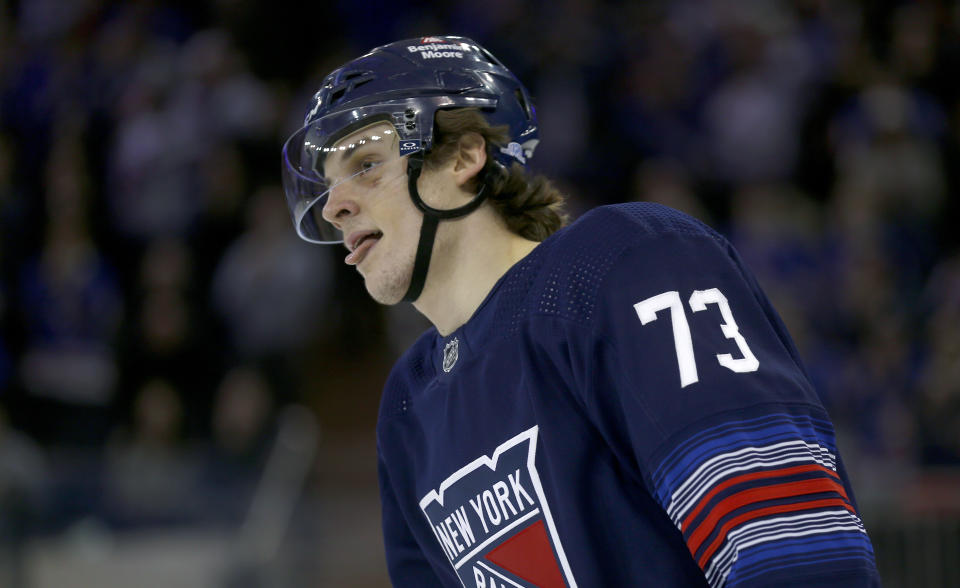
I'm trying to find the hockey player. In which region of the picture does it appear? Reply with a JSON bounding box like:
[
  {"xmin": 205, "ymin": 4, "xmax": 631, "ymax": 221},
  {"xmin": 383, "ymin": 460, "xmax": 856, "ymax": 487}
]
[{"xmin": 281, "ymin": 36, "xmax": 880, "ymax": 587}]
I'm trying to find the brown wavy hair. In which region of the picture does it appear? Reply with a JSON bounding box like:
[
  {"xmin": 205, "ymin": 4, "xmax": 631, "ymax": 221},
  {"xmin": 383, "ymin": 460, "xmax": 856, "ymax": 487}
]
[{"xmin": 424, "ymin": 108, "xmax": 568, "ymax": 241}]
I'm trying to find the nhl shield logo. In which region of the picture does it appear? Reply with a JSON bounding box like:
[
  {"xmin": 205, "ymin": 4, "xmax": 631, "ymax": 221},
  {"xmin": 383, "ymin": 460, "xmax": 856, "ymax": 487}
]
[{"xmin": 442, "ymin": 337, "xmax": 459, "ymax": 373}]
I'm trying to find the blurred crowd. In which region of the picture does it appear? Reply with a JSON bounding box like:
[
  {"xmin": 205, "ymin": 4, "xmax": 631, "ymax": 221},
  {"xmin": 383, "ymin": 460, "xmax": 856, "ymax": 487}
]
[{"xmin": 0, "ymin": 0, "xmax": 958, "ymax": 579}]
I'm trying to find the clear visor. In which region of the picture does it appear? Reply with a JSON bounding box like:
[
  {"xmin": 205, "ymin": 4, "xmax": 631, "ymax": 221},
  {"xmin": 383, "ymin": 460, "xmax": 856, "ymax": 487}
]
[{"xmin": 281, "ymin": 110, "xmax": 423, "ymax": 244}]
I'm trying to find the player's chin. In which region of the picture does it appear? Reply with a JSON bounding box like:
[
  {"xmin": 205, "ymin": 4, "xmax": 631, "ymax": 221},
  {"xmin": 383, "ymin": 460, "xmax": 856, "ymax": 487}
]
[{"xmin": 363, "ymin": 271, "xmax": 410, "ymax": 306}]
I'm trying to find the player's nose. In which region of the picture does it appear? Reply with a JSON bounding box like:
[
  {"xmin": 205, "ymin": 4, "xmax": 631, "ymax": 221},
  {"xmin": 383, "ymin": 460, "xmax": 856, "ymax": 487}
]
[{"xmin": 321, "ymin": 184, "xmax": 360, "ymax": 228}]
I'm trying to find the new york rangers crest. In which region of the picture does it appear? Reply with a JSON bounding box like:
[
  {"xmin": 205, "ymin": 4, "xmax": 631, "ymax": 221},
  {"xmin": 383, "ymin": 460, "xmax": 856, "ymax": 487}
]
[
  {"xmin": 419, "ymin": 426, "xmax": 577, "ymax": 587},
  {"xmin": 443, "ymin": 338, "xmax": 459, "ymax": 373}
]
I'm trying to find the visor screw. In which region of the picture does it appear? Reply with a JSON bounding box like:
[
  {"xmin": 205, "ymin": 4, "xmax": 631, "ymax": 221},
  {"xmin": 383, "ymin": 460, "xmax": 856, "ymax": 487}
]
[
  {"xmin": 404, "ymin": 108, "xmax": 416, "ymax": 119},
  {"xmin": 405, "ymin": 121, "xmax": 416, "ymax": 130}
]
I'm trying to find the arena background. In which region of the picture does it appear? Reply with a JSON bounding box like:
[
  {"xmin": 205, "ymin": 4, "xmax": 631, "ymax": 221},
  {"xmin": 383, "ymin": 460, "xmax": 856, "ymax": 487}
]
[{"xmin": 0, "ymin": 1, "xmax": 958, "ymax": 586}]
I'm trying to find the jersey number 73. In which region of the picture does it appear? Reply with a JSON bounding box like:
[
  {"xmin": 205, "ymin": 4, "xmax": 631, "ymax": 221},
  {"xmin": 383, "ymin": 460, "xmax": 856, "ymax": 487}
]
[{"xmin": 634, "ymin": 288, "xmax": 760, "ymax": 388}]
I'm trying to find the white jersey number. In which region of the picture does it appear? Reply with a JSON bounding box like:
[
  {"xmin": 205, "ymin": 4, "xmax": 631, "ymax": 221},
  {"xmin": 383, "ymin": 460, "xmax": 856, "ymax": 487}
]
[{"xmin": 633, "ymin": 288, "xmax": 759, "ymax": 388}]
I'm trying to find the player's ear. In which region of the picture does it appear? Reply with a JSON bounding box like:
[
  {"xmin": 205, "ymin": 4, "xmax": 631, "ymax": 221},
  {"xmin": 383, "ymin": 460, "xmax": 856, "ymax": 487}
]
[{"xmin": 451, "ymin": 132, "xmax": 487, "ymax": 188}]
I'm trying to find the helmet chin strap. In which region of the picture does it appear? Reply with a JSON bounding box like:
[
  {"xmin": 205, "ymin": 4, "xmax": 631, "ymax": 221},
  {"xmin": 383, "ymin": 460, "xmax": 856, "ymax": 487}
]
[{"xmin": 402, "ymin": 154, "xmax": 489, "ymax": 302}]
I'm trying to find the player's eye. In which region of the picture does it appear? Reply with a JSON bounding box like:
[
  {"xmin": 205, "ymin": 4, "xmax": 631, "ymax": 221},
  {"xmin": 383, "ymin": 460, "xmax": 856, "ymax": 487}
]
[{"xmin": 356, "ymin": 158, "xmax": 383, "ymax": 177}]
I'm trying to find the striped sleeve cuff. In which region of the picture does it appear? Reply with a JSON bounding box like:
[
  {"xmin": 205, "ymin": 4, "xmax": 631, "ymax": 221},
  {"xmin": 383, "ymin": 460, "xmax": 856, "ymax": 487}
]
[{"xmin": 650, "ymin": 412, "xmax": 877, "ymax": 587}]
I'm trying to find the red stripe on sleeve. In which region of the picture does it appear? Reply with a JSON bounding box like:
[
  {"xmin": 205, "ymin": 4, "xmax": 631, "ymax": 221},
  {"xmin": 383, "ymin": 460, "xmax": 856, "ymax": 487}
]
[
  {"xmin": 696, "ymin": 497, "xmax": 856, "ymax": 569},
  {"xmin": 681, "ymin": 464, "xmax": 842, "ymax": 532},
  {"xmin": 687, "ymin": 476, "xmax": 851, "ymax": 558}
]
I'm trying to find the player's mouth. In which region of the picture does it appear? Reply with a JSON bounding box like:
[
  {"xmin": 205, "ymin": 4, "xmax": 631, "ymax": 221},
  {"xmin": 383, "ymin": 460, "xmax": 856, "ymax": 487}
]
[{"xmin": 345, "ymin": 230, "xmax": 383, "ymax": 266}]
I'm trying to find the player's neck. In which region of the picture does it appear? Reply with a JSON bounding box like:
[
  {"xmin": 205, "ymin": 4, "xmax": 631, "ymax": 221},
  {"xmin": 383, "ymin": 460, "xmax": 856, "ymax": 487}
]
[{"xmin": 413, "ymin": 210, "xmax": 538, "ymax": 336}]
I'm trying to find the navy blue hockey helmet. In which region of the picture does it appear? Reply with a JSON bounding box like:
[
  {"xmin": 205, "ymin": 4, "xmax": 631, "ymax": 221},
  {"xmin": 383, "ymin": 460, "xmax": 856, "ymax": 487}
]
[{"xmin": 281, "ymin": 36, "xmax": 539, "ymax": 247}]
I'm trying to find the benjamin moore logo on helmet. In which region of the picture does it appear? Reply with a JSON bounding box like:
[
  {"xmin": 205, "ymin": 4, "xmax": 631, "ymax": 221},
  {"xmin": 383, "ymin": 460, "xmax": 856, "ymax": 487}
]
[{"xmin": 408, "ymin": 39, "xmax": 472, "ymax": 60}]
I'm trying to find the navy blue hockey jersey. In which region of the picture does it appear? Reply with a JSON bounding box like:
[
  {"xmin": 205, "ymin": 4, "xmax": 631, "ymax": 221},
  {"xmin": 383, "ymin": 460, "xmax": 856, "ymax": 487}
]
[{"xmin": 376, "ymin": 203, "xmax": 879, "ymax": 587}]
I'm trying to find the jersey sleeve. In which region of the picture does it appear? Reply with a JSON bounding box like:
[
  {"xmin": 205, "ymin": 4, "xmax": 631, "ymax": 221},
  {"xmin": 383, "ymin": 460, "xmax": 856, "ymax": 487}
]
[
  {"xmin": 559, "ymin": 206, "xmax": 880, "ymax": 587},
  {"xmin": 377, "ymin": 452, "xmax": 442, "ymax": 585}
]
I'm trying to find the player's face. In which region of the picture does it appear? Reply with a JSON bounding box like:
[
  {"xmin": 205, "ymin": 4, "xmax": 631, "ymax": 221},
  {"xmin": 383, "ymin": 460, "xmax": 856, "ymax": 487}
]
[{"xmin": 320, "ymin": 122, "xmax": 424, "ymax": 304}]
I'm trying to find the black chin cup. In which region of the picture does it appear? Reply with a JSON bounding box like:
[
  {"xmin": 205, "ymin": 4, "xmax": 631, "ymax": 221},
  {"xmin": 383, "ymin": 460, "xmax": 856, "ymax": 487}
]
[{"xmin": 401, "ymin": 155, "xmax": 488, "ymax": 302}]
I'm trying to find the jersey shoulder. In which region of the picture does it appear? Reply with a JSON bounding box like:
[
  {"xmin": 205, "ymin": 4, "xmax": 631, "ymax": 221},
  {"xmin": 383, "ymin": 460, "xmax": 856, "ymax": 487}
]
[
  {"xmin": 519, "ymin": 202, "xmax": 728, "ymax": 326},
  {"xmin": 571, "ymin": 202, "xmax": 725, "ymax": 244},
  {"xmin": 546, "ymin": 202, "xmax": 728, "ymax": 279}
]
